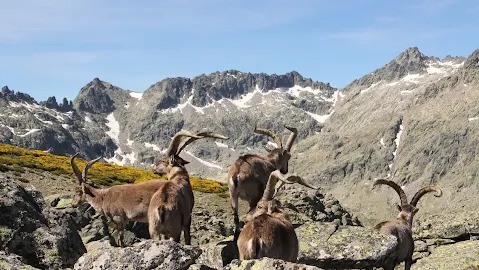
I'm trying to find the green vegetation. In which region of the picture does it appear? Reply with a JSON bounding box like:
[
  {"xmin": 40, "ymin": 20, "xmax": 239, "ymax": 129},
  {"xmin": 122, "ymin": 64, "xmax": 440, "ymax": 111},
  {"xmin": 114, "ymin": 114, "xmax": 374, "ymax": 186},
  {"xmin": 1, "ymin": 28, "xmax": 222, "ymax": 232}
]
[{"xmin": 0, "ymin": 143, "xmax": 227, "ymax": 195}]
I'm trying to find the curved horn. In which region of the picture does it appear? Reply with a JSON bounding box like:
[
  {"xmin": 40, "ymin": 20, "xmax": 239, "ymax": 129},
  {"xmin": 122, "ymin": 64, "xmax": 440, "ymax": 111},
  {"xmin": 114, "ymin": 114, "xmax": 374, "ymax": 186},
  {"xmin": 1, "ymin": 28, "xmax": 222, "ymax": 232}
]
[
  {"xmin": 373, "ymin": 178, "xmax": 408, "ymax": 206},
  {"xmin": 166, "ymin": 130, "xmax": 202, "ymax": 157},
  {"xmin": 410, "ymin": 185, "xmax": 443, "ymax": 207},
  {"xmin": 177, "ymin": 131, "xmax": 229, "ymax": 154},
  {"xmin": 284, "ymin": 125, "xmax": 298, "ymax": 151},
  {"xmin": 285, "ymin": 175, "xmax": 319, "ymax": 190},
  {"xmin": 82, "ymin": 156, "xmax": 102, "ymax": 183},
  {"xmin": 262, "ymin": 170, "xmax": 284, "ymax": 201},
  {"xmin": 254, "ymin": 126, "xmax": 282, "ymax": 148},
  {"xmin": 71, "ymin": 153, "xmax": 83, "ymax": 185}
]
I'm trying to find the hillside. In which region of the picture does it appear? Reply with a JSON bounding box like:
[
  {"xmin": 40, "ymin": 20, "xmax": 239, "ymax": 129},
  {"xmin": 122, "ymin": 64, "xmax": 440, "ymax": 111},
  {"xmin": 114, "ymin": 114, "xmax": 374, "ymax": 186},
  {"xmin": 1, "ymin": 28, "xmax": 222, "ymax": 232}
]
[
  {"xmin": 0, "ymin": 143, "xmax": 227, "ymax": 197},
  {"xmin": 291, "ymin": 47, "xmax": 479, "ymax": 227}
]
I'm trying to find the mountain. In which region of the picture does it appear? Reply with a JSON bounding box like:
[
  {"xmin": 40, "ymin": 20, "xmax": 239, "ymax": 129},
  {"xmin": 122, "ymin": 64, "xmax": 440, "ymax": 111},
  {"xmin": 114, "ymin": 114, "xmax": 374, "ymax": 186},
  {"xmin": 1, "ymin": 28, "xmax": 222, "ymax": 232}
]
[
  {"xmin": 291, "ymin": 47, "xmax": 478, "ymax": 226},
  {"xmin": 0, "ymin": 70, "xmax": 337, "ymax": 179}
]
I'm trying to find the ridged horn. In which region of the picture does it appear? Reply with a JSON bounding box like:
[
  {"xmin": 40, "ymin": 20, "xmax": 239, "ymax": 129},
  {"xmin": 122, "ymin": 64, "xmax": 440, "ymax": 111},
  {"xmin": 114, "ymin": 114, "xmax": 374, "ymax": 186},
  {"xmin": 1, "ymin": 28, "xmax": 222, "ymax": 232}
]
[
  {"xmin": 284, "ymin": 125, "xmax": 297, "ymax": 151},
  {"xmin": 373, "ymin": 178, "xmax": 408, "ymax": 206},
  {"xmin": 177, "ymin": 131, "xmax": 229, "ymax": 154},
  {"xmin": 410, "ymin": 185, "xmax": 443, "ymax": 207},
  {"xmin": 82, "ymin": 156, "xmax": 102, "ymax": 183},
  {"xmin": 71, "ymin": 153, "xmax": 83, "ymax": 185},
  {"xmin": 166, "ymin": 130, "xmax": 202, "ymax": 157},
  {"xmin": 285, "ymin": 175, "xmax": 319, "ymax": 190},
  {"xmin": 70, "ymin": 153, "xmax": 101, "ymax": 185},
  {"xmin": 254, "ymin": 126, "xmax": 282, "ymax": 148},
  {"xmin": 262, "ymin": 170, "xmax": 284, "ymax": 201}
]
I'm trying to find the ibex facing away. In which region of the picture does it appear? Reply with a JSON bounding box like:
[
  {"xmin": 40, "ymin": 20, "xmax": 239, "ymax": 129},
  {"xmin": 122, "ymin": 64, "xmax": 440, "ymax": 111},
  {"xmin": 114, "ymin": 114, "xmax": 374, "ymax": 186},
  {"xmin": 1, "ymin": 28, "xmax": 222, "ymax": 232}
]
[
  {"xmin": 148, "ymin": 131, "xmax": 228, "ymax": 244},
  {"xmin": 237, "ymin": 170, "xmax": 318, "ymax": 262},
  {"xmin": 373, "ymin": 179, "xmax": 442, "ymax": 270},
  {"xmin": 71, "ymin": 154, "xmax": 166, "ymax": 247},
  {"xmin": 228, "ymin": 125, "xmax": 298, "ymax": 239}
]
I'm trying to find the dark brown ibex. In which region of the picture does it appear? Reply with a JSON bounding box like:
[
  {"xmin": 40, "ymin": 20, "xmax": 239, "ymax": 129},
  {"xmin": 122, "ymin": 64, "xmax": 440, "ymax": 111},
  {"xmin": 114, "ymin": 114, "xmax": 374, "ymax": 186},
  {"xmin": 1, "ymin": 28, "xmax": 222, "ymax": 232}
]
[
  {"xmin": 228, "ymin": 125, "xmax": 298, "ymax": 239},
  {"xmin": 148, "ymin": 130, "xmax": 228, "ymax": 244},
  {"xmin": 237, "ymin": 170, "xmax": 318, "ymax": 262},
  {"xmin": 373, "ymin": 179, "xmax": 442, "ymax": 270}
]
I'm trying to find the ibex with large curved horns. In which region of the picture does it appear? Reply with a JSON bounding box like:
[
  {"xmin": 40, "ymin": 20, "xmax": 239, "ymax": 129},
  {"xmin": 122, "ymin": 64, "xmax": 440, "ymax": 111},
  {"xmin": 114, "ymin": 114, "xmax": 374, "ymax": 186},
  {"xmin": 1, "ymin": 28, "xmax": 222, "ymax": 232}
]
[
  {"xmin": 71, "ymin": 154, "xmax": 167, "ymax": 247},
  {"xmin": 228, "ymin": 125, "xmax": 298, "ymax": 239},
  {"xmin": 373, "ymin": 179, "xmax": 442, "ymax": 270},
  {"xmin": 238, "ymin": 170, "xmax": 318, "ymax": 262},
  {"xmin": 148, "ymin": 130, "xmax": 228, "ymax": 244}
]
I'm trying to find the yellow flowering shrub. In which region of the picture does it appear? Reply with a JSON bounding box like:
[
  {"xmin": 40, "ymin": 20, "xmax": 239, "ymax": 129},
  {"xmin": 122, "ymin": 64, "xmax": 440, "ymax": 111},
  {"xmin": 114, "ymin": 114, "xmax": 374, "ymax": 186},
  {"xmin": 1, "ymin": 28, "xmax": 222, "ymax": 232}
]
[{"xmin": 0, "ymin": 143, "xmax": 227, "ymax": 195}]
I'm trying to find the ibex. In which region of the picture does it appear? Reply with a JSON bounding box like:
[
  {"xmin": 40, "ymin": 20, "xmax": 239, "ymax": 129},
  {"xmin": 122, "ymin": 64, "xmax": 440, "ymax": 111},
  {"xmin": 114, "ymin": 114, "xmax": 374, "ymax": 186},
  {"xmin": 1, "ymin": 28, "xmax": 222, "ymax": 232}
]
[
  {"xmin": 373, "ymin": 179, "xmax": 442, "ymax": 270},
  {"xmin": 71, "ymin": 154, "xmax": 167, "ymax": 247},
  {"xmin": 228, "ymin": 125, "xmax": 298, "ymax": 238},
  {"xmin": 237, "ymin": 170, "xmax": 318, "ymax": 262},
  {"xmin": 148, "ymin": 131, "xmax": 228, "ymax": 244}
]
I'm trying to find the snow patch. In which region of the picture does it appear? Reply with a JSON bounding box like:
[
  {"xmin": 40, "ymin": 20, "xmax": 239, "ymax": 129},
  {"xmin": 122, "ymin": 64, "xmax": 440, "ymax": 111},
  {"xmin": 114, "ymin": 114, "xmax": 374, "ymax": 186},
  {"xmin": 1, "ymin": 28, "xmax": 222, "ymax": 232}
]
[
  {"xmin": 18, "ymin": 128, "xmax": 40, "ymax": 137},
  {"xmin": 129, "ymin": 92, "xmax": 143, "ymax": 100},
  {"xmin": 469, "ymin": 117, "xmax": 478, "ymax": 122},
  {"xmin": 402, "ymin": 74, "xmax": 424, "ymax": 84},
  {"xmin": 305, "ymin": 110, "xmax": 334, "ymax": 123},
  {"xmin": 215, "ymin": 141, "xmax": 229, "ymax": 148},
  {"xmin": 105, "ymin": 113, "xmax": 120, "ymax": 143},
  {"xmin": 61, "ymin": 124, "xmax": 69, "ymax": 129},
  {"xmin": 361, "ymin": 82, "xmax": 381, "ymax": 94},
  {"xmin": 380, "ymin": 138, "xmax": 385, "ymax": 147},
  {"xmin": 104, "ymin": 148, "xmax": 137, "ymax": 166},
  {"xmin": 184, "ymin": 151, "xmax": 223, "ymax": 170},
  {"xmin": 400, "ymin": 90, "xmax": 414, "ymax": 95},
  {"xmin": 127, "ymin": 139, "xmax": 134, "ymax": 146},
  {"xmin": 144, "ymin": 142, "xmax": 162, "ymax": 152},
  {"xmin": 386, "ymin": 81, "xmax": 400, "ymax": 87},
  {"xmin": 0, "ymin": 124, "xmax": 15, "ymax": 134},
  {"xmin": 85, "ymin": 116, "xmax": 93, "ymax": 123},
  {"xmin": 392, "ymin": 124, "xmax": 404, "ymax": 158},
  {"xmin": 160, "ymin": 90, "xmax": 205, "ymax": 114}
]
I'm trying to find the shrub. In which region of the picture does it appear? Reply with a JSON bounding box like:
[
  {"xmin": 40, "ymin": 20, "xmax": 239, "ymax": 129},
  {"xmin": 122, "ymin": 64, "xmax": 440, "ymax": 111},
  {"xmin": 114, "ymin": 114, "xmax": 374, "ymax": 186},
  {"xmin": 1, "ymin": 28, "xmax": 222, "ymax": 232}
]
[{"xmin": 0, "ymin": 143, "xmax": 228, "ymax": 196}]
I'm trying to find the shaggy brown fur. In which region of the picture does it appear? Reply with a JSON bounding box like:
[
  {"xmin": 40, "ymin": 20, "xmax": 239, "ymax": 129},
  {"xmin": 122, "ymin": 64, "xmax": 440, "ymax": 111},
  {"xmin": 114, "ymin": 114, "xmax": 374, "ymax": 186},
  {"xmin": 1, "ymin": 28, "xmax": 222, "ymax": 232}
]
[
  {"xmin": 237, "ymin": 170, "xmax": 316, "ymax": 262},
  {"xmin": 71, "ymin": 154, "xmax": 166, "ymax": 247},
  {"xmin": 228, "ymin": 125, "xmax": 297, "ymax": 239}
]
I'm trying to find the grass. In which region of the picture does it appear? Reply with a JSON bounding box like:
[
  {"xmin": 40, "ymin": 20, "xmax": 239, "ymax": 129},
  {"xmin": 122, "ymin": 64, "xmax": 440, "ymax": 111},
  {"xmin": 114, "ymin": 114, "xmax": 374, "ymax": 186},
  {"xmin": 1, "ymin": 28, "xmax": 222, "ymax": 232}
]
[{"xmin": 0, "ymin": 143, "xmax": 228, "ymax": 195}]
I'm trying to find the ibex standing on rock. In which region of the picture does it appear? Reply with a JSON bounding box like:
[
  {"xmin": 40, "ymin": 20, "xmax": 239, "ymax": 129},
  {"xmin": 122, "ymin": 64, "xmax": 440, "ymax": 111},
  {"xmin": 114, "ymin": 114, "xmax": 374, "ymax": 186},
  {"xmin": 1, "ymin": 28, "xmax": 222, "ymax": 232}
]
[
  {"xmin": 237, "ymin": 170, "xmax": 318, "ymax": 262},
  {"xmin": 71, "ymin": 154, "xmax": 166, "ymax": 247},
  {"xmin": 373, "ymin": 179, "xmax": 442, "ymax": 270},
  {"xmin": 228, "ymin": 125, "xmax": 298, "ymax": 239},
  {"xmin": 148, "ymin": 131, "xmax": 228, "ymax": 244}
]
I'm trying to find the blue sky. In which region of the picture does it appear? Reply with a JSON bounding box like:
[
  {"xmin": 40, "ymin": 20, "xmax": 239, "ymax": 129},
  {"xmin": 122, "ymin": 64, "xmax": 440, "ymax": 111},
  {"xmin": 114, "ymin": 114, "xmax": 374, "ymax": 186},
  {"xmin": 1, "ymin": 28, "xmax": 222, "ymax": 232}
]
[{"xmin": 1, "ymin": 0, "xmax": 478, "ymax": 101}]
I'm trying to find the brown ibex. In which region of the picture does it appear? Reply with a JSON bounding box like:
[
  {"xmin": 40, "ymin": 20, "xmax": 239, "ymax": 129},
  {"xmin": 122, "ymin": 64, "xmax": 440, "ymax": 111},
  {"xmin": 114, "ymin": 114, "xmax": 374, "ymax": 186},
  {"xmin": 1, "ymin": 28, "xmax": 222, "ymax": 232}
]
[
  {"xmin": 237, "ymin": 170, "xmax": 318, "ymax": 262},
  {"xmin": 373, "ymin": 179, "xmax": 442, "ymax": 270},
  {"xmin": 148, "ymin": 131, "xmax": 228, "ymax": 244},
  {"xmin": 71, "ymin": 154, "xmax": 167, "ymax": 247},
  {"xmin": 228, "ymin": 125, "xmax": 298, "ymax": 238}
]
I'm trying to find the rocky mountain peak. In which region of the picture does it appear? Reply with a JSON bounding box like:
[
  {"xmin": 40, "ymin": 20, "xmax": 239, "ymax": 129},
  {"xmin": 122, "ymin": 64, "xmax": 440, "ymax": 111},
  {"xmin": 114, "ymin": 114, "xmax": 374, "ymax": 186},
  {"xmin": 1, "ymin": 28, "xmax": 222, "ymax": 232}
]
[
  {"xmin": 464, "ymin": 48, "xmax": 479, "ymax": 69},
  {"xmin": 40, "ymin": 96, "xmax": 73, "ymax": 112},
  {"xmin": 73, "ymin": 78, "xmax": 122, "ymax": 114},
  {"xmin": 343, "ymin": 47, "xmax": 431, "ymax": 91},
  {"xmin": 394, "ymin": 47, "xmax": 427, "ymax": 64},
  {"xmin": 0, "ymin": 86, "xmax": 36, "ymax": 103}
]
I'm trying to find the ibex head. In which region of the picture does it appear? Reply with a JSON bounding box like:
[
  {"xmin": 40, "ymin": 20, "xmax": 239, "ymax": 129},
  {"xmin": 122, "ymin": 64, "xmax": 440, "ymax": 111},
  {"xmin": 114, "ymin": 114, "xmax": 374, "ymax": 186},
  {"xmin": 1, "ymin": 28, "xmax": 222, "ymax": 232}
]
[
  {"xmin": 70, "ymin": 153, "xmax": 102, "ymax": 207},
  {"xmin": 254, "ymin": 125, "xmax": 297, "ymax": 174},
  {"xmin": 153, "ymin": 130, "xmax": 228, "ymax": 175},
  {"xmin": 373, "ymin": 179, "xmax": 442, "ymax": 226}
]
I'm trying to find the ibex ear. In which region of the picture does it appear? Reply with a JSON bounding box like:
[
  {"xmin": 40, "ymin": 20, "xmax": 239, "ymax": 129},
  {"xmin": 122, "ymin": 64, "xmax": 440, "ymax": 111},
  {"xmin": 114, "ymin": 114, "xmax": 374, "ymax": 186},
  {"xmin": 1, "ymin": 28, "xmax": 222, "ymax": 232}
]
[
  {"xmin": 83, "ymin": 184, "xmax": 96, "ymax": 198},
  {"xmin": 396, "ymin": 204, "xmax": 402, "ymax": 212},
  {"xmin": 413, "ymin": 207, "xmax": 419, "ymax": 214}
]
